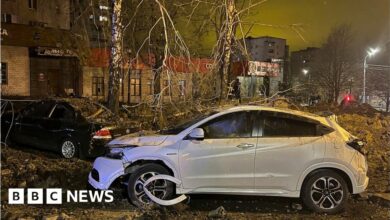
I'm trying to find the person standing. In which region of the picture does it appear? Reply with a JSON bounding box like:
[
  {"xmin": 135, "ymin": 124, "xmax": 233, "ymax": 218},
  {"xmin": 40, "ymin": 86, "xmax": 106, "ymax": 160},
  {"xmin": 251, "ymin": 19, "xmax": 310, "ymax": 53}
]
[{"xmin": 232, "ymin": 78, "xmax": 241, "ymax": 103}]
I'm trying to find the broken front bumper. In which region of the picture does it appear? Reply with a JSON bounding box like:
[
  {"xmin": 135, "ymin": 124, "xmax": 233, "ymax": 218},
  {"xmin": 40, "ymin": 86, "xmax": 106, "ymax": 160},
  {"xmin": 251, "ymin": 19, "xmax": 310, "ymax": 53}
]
[{"xmin": 88, "ymin": 157, "xmax": 125, "ymax": 190}]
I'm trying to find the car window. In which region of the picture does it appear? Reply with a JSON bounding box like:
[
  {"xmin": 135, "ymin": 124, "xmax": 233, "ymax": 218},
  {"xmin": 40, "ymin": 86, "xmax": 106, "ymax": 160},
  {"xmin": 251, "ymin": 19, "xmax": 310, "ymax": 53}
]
[
  {"xmin": 200, "ymin": 111, "xmax": 253, "ymax": 139},
  {"xmin": 261, "ymin": 112, "xmax": 317, "ymax": 137},
  {"xmin": 50, "ymin": 104, "xmax": 75, "ymax": 120},
  {"xmin": 159, "ymin": 111, "xmax": 217, "ymax": 135},
  {"xmin": 22, "ymin": 102, "xmax": 54, "ymax": 118}
]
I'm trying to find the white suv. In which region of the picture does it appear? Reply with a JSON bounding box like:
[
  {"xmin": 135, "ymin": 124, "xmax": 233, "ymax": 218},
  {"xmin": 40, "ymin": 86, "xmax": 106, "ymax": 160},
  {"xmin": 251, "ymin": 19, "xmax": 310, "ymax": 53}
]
[{"xmin": 88, "ymin": 106, "xmax": 368, "ymax": 213}]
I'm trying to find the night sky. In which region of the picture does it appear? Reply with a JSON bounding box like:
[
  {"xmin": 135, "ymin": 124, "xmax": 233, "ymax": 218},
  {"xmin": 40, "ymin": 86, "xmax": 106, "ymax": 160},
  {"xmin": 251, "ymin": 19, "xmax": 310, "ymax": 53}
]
[{"xmin": 182, "ymin": 0, "xmax": 390, "ymax": 54}]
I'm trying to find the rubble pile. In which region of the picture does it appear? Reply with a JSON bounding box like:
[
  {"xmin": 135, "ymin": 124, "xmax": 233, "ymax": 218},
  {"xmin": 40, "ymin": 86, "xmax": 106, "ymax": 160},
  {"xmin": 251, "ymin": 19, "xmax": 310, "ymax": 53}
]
[
  {"xmin": 1, "ymin": 101, "xmax": 390, "ymax": 219},
  {"xmin": 337, "ymin": 113, "xmax": 390, "ymax": 192},
  {"xmin": 1, "ymin": 146, "xmax": 92, "ymax": 202}
]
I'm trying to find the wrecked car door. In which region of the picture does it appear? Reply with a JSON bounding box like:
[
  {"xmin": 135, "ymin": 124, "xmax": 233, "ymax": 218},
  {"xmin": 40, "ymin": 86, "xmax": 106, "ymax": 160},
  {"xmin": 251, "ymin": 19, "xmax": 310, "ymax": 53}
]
[
  {"xmin": 16, "ymin": 101, "xmax": 55, "ymax": 148},
  {"xmin": 254, "ymin": 111, "xmax": 326, "ymax": 192},
  {"xmin": 179, "ymin": 111, "xmax": 257, "ymax": 191},
  {"xmin": 42, "ymin": 103, "xmax": 77, "ymax": 149}
]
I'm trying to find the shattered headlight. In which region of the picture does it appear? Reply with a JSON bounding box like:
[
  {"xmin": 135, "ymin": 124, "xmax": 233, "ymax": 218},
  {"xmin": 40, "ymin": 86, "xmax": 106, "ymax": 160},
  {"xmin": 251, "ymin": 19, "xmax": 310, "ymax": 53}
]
[{"xmin": 105, "ymin": 147, "xmax": 124, "ymax": 159}]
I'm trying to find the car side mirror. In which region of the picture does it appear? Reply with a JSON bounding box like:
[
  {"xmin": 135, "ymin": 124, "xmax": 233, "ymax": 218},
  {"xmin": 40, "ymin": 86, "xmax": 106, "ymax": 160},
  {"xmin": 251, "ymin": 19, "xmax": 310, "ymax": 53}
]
[{"xmin": 187, "ymin": 128, "xmax": 204, "ymax": 140}]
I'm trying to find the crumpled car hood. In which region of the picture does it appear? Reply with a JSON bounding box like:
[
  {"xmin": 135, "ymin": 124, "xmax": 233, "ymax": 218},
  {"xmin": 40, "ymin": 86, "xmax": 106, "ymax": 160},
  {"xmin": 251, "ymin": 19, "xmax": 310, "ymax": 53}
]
[{"xmin": 108, "ymin": 131, "xmax": 169, "ymax": 147}]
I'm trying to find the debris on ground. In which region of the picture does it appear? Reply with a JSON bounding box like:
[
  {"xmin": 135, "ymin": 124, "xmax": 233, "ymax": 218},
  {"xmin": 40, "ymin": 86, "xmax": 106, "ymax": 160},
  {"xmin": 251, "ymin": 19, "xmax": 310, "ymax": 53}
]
[
  {"xmin": 1, "ymin": 102, "xmax": 390, "ymax": 219},
  {"xmin": 291, "ymin": 203, "xmax": 303, "ymax": 211},
  {"xmin": 368, "ymin": 193, "xmax": 390, "ymax": 208},
  {"xmin": 208, "ymin": 206, "xmax": 226, "ymax": 219}
]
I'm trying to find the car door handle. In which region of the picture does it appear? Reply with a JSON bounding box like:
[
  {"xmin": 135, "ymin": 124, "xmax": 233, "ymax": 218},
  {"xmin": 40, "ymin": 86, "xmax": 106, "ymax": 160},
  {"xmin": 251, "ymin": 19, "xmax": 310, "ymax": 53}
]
[{"xmin": 236, "ymin": 143, "xmax": 254, "ymax": 149}]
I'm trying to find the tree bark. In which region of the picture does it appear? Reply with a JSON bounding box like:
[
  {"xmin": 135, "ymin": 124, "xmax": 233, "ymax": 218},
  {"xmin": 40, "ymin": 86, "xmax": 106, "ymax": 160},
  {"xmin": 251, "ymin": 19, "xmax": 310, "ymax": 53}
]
[
  {"xmin": 107, "ymin": 0, "xmax": 123, "ymax": 114},
  {"xmin": 219, "ymin": 0, "xmax": 237, "ymax": 99}
]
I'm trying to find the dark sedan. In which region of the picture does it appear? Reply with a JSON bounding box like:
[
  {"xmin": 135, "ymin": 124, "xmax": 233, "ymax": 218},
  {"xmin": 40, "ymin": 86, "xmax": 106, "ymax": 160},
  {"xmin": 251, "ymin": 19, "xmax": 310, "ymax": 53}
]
[{"xmin": 1, "ymin": 99, "xmax": 133, "ymax": 158}]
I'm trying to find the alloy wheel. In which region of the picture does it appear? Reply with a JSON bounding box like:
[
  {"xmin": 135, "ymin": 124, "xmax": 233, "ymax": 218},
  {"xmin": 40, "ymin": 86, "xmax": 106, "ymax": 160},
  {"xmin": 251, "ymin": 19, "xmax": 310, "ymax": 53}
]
[
  {"xmin": 134, "ymin": 172, "xmax": 168, "ymax": 204},
  {"xmin": 310, "ymin": 176, "xmax": 344, "ymax": 210},
  {"xmin": 61, "ymin": 140, "xmax": 76, "ymax": 158}
]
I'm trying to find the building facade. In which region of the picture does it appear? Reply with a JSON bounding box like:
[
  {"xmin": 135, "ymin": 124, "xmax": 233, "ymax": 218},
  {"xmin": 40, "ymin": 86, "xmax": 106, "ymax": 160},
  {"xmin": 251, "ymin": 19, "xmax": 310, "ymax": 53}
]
[
  {"xmin": 233, "ymin": 36, "xmax": 289, "ymax": 97},
  {"xmin": 83, "ymin": 49, "xmax": 211, "ymax": 104},
  {"xmin": 1, "ymin": 0, "xmax": 80, "ymax": 97},
  {"xmin": 290, "ymin": 47, "xmax": 319, "ymax": 88}
]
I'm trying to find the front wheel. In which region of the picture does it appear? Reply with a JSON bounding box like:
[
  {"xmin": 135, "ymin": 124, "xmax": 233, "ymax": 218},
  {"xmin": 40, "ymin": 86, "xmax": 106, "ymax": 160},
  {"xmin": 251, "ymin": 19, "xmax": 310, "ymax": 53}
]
[
  {"xmin": 127, "ymin": 164, "xmax": 174, "ymax": 208},
  {"xmin": 301, "ymin": 170, "xmax": 349, "ymax": 214}
]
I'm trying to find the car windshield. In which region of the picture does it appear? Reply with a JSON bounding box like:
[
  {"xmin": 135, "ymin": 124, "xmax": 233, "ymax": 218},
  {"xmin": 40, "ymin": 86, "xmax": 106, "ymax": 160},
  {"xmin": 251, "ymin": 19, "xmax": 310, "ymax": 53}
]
[{"xmin": 159, "ymin": 111, "xmax": 217, "ymax": 135}]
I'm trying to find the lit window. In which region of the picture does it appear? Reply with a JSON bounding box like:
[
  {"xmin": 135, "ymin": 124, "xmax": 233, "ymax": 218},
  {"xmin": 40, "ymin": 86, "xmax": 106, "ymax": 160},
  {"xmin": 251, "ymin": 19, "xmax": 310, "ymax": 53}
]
[
  {"xmin": 130, "ymin": 70, "xmax": 141, "ymax": 96},
  {"xmin": 99, "ymin": 5, "xmax": 109, "ymax": 10}
]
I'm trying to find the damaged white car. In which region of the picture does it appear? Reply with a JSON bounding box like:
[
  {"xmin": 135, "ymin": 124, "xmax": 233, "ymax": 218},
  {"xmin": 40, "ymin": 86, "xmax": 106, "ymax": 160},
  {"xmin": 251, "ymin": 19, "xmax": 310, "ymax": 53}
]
[{"xmin": 88, "ymin": 106, "xmax": 368, "ymax": 214}]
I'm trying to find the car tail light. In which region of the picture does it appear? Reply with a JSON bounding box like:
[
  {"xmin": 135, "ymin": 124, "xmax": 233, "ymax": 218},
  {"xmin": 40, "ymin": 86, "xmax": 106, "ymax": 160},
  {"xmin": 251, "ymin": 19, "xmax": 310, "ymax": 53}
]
[
  {"xmin": 93, "ymin": 128, "xmax": 112, "ymax": 139},
  {"xmin": 347, "ymin": 139, "xmax": 366, "ymax": 155}
]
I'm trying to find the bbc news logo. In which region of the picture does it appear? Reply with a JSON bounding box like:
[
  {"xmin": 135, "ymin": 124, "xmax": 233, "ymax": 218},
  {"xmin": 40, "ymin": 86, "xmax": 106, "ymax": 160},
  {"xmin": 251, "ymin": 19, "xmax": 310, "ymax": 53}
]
[{"xmin": 8, "ymin": 188, "xmax": 114, "ymax": 204}]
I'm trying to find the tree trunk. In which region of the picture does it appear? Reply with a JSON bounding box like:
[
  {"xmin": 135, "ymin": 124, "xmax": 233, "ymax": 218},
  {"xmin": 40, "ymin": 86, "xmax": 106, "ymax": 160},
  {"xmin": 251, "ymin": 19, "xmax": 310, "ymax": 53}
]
[
  {"xmin": 385, "ymin": 91, "xmax": 389, "ymax": 113},
  {"xmin": 107, "ymin": 0, "xmax": 123, "ymax": 114},
  {"xmin": 219, "ymin": 0, "xmax": 237, "ymax": 99}
]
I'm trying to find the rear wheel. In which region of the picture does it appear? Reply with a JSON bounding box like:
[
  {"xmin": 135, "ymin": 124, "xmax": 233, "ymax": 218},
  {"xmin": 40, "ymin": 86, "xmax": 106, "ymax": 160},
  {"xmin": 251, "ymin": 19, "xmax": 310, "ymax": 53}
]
[
  {"xmin": 301, "ymin": 170, "xmax": 349, "ymax": 214},
  {"xmin": 127, "ymin": 163, "xmax": 174, "ymax": 208},
  {"xmin": 60, "ymin": 138, "xmax": 79, "ymax": 159}
]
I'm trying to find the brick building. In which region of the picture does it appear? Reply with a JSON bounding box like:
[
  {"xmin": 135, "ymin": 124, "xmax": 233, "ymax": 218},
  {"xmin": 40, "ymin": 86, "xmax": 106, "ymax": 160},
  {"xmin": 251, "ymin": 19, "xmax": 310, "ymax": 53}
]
[
  {"xmin": 83, "ymin": 49, "xmax": 213, "ymax": 103},
  {"xmin": 1, "ymin": 0, "xmax": 80, "ymax": 97}
]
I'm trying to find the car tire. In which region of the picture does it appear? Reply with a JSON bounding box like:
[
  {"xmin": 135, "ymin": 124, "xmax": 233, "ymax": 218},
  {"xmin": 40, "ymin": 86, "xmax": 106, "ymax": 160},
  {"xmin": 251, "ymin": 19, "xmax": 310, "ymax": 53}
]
[
  {"xmin": 301, "ymin": 170, "xmax": 349, "ymax": 214},
  {"xmin": 127, "ymin": 163, "xmax": 174, "ymax": 208},
  {"xmin": 59, "ymin": 138, "xmax": 79, "ymax": 159}
]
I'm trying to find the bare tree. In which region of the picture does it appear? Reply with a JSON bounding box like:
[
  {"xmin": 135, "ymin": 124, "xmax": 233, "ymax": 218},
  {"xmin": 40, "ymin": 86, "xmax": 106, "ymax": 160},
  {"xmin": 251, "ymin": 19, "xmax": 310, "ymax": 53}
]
[
  {"xmin": 312, "ymin": 24, "xmax": 357, "ymax": 103},
  {"xmin": 366, "ymin": 66, "xmax": 390, "ymax": 112}
]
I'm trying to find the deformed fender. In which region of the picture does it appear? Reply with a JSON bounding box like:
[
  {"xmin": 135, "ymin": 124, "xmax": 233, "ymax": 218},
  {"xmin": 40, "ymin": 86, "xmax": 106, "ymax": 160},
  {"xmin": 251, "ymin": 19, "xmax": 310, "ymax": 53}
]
[
  {"xmin": 143, "ymin": 174, "xmax": 187, "ymax": 206},
  {"xmin": 125, "ymin": 156, "xmax": 180, "ymax": 179},
  {"xmin": 296, "ymin": 162, "xmax": 358, "ymax": 193}
]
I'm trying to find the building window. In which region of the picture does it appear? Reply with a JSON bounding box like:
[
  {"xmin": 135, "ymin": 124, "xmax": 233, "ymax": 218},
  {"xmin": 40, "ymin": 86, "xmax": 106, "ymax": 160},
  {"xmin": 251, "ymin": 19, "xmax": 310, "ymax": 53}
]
[
  {"xmin": 1, "ymin": 63, "xmax": 7, "ymax": 85},
  {"xmin": 92, "ymin": 76, "xmax": 104, "ymax": 96},
  {"xmin": 28, "ymin": 0, "xmax": 37, "ymax": 9},
  {"xmin": 163, "ymin": 80, "xmax": 171, "ymax": 96},
  {"xmin": 1, "ymin": 14, "xmax": 12, "ymax": 23},
  {"xmin": 178, "ymin": 80, "xmax": 186, "ymax": 96},
  {"xmin": 130, "ymin": 70, "xmax": 141, "ymax": 96},
  {"xmin": 147, "ymin": 79, "xmax": 153, "ymax": 95}
]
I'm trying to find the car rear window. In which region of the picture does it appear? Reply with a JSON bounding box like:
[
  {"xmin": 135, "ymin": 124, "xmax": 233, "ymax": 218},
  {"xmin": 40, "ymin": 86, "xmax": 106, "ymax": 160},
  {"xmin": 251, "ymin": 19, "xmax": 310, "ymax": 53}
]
[
  {"xmin": 259, "ymin": 111, "xmax": 318, "ymax": 137},
  {"xmin": 50, "ymin": 104, "xmax": 75, "ymax": 120},
  {"xmin": 263, "ymin": 116, "xmax": 317, "ymax": 137},
  {"xmin": 22, "ymin": 102, "xmax": 54, "ymax": 118}
]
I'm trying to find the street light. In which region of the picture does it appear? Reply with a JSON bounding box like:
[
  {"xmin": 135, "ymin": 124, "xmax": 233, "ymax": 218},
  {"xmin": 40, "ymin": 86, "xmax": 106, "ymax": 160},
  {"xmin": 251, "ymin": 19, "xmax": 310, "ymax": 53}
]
[
  {"xmin": 302, "ymin": 68, "xmax": 310, "ymax": 104},
  {"xmin": 363, "ymin": 47, "xmax": 380, "ymax": 103}
]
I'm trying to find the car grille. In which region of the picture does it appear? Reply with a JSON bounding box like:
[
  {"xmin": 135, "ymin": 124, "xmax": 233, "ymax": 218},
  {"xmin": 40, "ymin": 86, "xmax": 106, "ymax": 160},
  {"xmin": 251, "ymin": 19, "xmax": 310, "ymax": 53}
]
[{"xmin": 91, "ymin": 168, "xmax": 99, "ymax": 182}]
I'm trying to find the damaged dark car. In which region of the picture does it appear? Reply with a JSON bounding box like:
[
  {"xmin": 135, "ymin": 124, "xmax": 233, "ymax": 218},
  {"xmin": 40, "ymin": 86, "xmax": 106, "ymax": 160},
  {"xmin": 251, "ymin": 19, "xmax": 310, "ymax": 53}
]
[{"xmin": 1, "ymin": 99, "xmax": 134, "ymax": 159}]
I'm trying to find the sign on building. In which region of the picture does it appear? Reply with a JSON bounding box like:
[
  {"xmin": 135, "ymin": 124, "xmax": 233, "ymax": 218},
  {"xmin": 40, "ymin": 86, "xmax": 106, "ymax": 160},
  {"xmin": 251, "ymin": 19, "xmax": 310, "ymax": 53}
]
[
  {"xmin": 36, "ymin": 47, "xmax": 76, "ymax": 57},
  {"xmin": 248, "ymin": 61, "xmax": 280, "ymax": 77}
]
